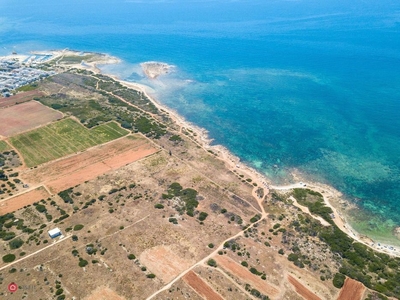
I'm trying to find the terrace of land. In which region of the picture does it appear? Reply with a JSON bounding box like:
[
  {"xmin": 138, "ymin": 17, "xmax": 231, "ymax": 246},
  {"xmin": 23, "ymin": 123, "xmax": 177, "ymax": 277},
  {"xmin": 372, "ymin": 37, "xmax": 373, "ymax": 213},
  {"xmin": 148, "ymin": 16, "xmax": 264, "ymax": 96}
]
[
  {"xmin": 20, "ymin": 135, "xmax": 159, "ymax": 193},
  {"xmin": 8, "ymin": 118, "xmax": 128, "ymax": 167},
  {"xmin": 0, "ymin": 101, "xmax": 63, "ymax": 138}
]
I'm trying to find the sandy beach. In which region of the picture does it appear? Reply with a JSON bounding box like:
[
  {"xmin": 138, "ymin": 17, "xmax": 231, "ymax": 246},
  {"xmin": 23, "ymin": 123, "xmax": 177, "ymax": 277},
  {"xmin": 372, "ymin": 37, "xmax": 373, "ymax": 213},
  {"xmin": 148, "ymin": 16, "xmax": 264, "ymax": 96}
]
[{"xmin": 61, "ymin": 50, "xmax": 399, "ymax": 258}]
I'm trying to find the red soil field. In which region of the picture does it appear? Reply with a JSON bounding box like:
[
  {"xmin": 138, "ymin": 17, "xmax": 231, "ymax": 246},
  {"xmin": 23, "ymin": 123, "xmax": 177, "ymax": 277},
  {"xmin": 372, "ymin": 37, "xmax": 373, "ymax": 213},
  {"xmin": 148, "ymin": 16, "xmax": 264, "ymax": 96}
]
[
  {"xmin": 215, "ymin": 255, "xmax": 279, "ymax": 299},
  {"xmin": 183, "ymin": 271, "xmax": 224, "ymax": 300},
  {"xmin": 0, "ymin": 101, "xmax": 62, "ymax": 137},
  {"xmin": 0, "ymin": 187, "xmax": 50, "ymax": 215},
  {"xmin": 336, "ymin": 278, "xmax": 365, "ymax": 300},
  {"xmin": 0, "ymin": 90, "xmax": 43, "ymax": 108},
  {"xmin": 21, "ymin": 136, "xmax": 158, "ymax": 193},
  {"xmin": 288, "ymin": 274, "xmax": 321, "ymax": 300}
]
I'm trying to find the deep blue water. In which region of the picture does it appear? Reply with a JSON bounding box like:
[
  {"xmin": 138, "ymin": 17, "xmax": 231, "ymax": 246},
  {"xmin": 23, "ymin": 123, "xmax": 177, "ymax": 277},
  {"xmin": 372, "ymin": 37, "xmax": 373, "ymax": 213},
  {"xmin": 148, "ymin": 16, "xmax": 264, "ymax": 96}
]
[{"xmin": 1, "ymin": 0, "xmax": 400, "ymax": 243}]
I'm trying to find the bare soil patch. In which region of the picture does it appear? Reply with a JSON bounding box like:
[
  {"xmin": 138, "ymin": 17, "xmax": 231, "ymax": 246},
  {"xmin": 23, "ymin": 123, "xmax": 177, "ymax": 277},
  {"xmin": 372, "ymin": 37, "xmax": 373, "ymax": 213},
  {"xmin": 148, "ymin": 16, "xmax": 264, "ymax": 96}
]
[
  {"xmin": 0, "ymin": 101, "xmax": 62, "ymax": 137},
  {"xmin": 84, "ymin": 286, "xmax": 126, "ymax": 300},
  {"xmin": 336, "ymin": 278, "xmax": 365, "ymax": 300},
  {"xmin": 139, "ymin": 245, "xmax": 193, "ymax": 283},
  {"xmin": 21, "ymin": 136, "xmax": 158, "ymax": 193},
  {"xmin": 215, "ymin": 255, "xmax": 279, "ymax": 299},
  {"xmin": 288, "ymin": 274, "xmax": 322, "ymax": 300},
  {"xmin": 0, "ymin": 90, "xmax": 43, "ymax": 108},
  {"xmin": 0, "ymin": 186, "xmax": 50, "ymax": 215},
  {"xmin": 183, "ymin": 270, "xmax": 224, "ymax": 300}
]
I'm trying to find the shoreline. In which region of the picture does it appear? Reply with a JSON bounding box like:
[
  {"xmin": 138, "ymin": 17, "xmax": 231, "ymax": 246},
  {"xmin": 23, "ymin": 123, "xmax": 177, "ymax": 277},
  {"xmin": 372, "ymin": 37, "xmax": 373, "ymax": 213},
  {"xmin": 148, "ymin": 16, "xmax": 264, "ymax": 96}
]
[{"xmin": 46, "ymin": 49, "xmax": 399, "ymax": 258}]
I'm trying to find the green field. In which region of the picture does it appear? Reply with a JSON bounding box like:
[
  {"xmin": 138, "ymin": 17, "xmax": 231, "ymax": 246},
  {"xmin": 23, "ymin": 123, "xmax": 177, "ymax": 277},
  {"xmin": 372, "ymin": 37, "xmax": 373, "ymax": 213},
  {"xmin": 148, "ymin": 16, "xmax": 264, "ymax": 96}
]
[
  {"xmin": 0, "ymin": 141, "xmax": 11, "ymax": 153},
  {"xmin": 9, "ymin": 118, "xmax": 128, "ymax": 167}
]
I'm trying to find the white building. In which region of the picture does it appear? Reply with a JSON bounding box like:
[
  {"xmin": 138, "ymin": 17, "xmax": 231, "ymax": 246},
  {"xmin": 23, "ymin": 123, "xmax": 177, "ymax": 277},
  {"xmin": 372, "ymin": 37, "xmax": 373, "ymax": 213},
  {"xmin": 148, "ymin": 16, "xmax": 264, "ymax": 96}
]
[{"xmin": 48, "ymin": 228, "xmax": 62, "ymax": 239}]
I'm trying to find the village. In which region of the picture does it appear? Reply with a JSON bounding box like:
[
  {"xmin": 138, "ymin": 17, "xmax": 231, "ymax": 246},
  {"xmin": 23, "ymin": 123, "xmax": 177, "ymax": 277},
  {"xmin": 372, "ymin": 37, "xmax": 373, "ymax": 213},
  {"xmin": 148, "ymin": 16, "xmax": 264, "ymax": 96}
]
[{"xmin": 0, "ymin": 54, "xmax": 55, "ymax": 97}]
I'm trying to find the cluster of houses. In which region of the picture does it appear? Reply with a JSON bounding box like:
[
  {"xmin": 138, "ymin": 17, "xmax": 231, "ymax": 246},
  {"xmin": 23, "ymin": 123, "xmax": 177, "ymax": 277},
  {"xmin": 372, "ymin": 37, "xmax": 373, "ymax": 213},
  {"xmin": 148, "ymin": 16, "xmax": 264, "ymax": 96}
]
[{"xmin": 0, "ymin": 55, "xmax": 55, "ymax": 97}]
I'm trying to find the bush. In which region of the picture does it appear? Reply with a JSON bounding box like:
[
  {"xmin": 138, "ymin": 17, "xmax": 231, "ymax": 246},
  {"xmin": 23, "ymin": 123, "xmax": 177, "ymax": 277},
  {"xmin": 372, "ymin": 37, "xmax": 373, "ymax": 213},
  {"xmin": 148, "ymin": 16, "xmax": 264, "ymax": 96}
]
[
  {"xmin": 199, "ymin": 212, "xmax": 208, "ymax": 221},
  {"xmin": 55, "ymin": 288, "xmax": 64, "ymax": 295},
  {"xmin": 147, "ymin": 273, "xmax": 156, "ymax": 278},
  {"xmin": 207, "ymin": 259, "xmax": 217, "ymax": 267},
  {"xmin": 73, "ymin": 224, "xmax": 84, "ymax": 231},
  {"xmin": 154, "ymin": 203, "xmax": 164, "ymax": 209},
  {"xmin": 208, "ymin": 243, "xmax": 214, "ymax": 248},
  {"xmin": 278, "ymin": 249, "xmax": 284, "ymax": 255},
  {"xmin": 9, "ymin": 238, "xmax": 24, "ymax": 249},
  {"xmin": 241, "ymin": 261, "xmax": 248, "ymax": 267},
  {"xmin": 169, "ymin": 218, "xmax": 178, "ymax": 225},
  {"xmin": 78, "ymin": 259, "xmax": 88, "ymax": 267},
  {"xmin": 35, "ymin": 204, "xmax": 47, "ymax": 213},
  {"xmin": 2, "ymin": 232, "xmax": 16, "ymax": 241},
  {"xmin": 128, "ymin": 254, "xmax": 136, "ymax": 260},
  {"xmin": 2, "ymin": 253, "xmax": 16, "ymax": 263},
  {"xmin": 333, "ymin": 273, "xmax": 346, "ymax": 288}
]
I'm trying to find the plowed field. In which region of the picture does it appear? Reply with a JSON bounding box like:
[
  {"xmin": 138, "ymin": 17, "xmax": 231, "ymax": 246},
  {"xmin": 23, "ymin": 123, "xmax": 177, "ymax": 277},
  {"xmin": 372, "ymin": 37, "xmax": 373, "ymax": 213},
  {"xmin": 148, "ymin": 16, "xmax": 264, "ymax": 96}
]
[
  {"xmin": 337, "ymin": 278, "xmax": 365, "ymax": 300},
  {"xmin": 288, "ymin": 274, "xmax": 321, "ymax": 300},
  {"xmin": 0, "ymin": 101, "xmax": 62, "ymax": 137},
  {"xmin": 0, "ymin": 186, "xmax": 50, "ymax": 215},
  {"xmin": 215, "ymin": 255, "xmax": 279, "ymax": 299},
  {"xmin": 21, "ymin": 136, "xmax": 158, "ymax": 193},
  {"xmin": 0, "ymin": 90, "xmax": 43, "ymax": 108},
  {"xmin": 183, "ymin": 271, "xmax": 224, "ymax": 300}
]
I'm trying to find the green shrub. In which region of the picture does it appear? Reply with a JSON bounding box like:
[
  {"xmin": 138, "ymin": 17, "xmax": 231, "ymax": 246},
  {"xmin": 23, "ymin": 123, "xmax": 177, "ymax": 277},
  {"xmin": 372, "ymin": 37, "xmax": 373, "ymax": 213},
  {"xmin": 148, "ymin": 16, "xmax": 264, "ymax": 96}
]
[
  {"xmin": 73, "ymin": 224, "xmax": 84, "ymax": 231},
  {"xmin": 169, "ymin": 218, "xmax": 178, "ymax": 225},
  {"xmin": 208, "ymin": 243, "xmax": 214, "ymax": 248},
  {"xmin": 78, "ymin": 258, "xmax": 88, "ymax": 267},
  {"xmin": 199, "ymin": 212, "xmax": 208, "ymax": 221},
  {"xmin": 2, "ymin": 253, "xmax": 16, "ymax": 263},
  {"xmin": 241, "ymin": 261, "xmax": 248, "ymax": 267},
  {"xmin": 35, "ymin": 204, "xmax": 47, "ymax": 213},
  {"xmin": 9, "ymin": 238, "xmax": 24, "ymax": 249},
  {"xmin": 154, "ymin": 203, "xmax": 164, "ymax": 209},
  {"xmin": 147, "ymin": 273, "xmax": 156, "ymax": 278},
  {"xmin": 128, "ymin": 254, "xmax": 136, "ymax": 260},
  {"xmin": 207, "ymin": 259, "xmax": 217, "ymax": 267},
  {"xmin": 333, "ymin": 273, "xmax": 346, "ymax": 288}
]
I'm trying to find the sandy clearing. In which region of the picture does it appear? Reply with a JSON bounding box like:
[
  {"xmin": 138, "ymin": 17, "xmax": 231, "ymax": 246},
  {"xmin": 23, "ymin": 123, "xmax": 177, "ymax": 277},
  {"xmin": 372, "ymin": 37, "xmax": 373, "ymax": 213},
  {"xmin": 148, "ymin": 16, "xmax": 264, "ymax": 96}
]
[
  {"xmin": 215, "ymin": 255, "xmax": 279, "ymax": 299},
  {"xmin": 84, "ymin": 286, "xmax": 126, "ymax": 300},
  {"xmin": 21, "ymin": 136, "xmax": 158, "ymax": 194},
  {"xmin": 183, "ymin": 270, "xmax": 224, "ymax": 300},
  {"xmin": 140, "ymin": 245, "xmax": 193, "ymax": 283},
  {"xmin": 0, "ymin": 90, "xmax": 44, "ymax": 108},
  {"xmin": 288, "ymin": 274, "xmax": 322, "ymax": 300},
  {"xmin": 336, "ymin": 278, "xmax": 365, "ymax": 300},
  {"xmin": 0, "ymin": 186, "xmax": 50, "ymax": 215},
  {"xmin": 0, "ymin": 101, "xmax": 63, "ymax": 137}
]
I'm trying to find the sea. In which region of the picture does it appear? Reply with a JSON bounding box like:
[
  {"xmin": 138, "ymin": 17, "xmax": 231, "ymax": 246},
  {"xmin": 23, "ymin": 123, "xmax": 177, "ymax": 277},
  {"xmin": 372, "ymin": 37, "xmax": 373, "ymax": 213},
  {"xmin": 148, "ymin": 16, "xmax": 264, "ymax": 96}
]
[{"xmin": 1, "ymin": 0, "xmax": 400, "ymax": 245}]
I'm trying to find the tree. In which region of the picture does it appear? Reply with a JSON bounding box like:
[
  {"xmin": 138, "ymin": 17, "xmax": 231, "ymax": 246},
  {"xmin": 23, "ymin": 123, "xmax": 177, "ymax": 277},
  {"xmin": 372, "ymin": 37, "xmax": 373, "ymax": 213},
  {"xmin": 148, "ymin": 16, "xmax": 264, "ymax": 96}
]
[
  {"xmin": 2, "ymin": 253, "xmax": 16, "ymax": 263},
  {"xmin": 207, "ymin": 259, "xmax": 217, "ymax": 267}
]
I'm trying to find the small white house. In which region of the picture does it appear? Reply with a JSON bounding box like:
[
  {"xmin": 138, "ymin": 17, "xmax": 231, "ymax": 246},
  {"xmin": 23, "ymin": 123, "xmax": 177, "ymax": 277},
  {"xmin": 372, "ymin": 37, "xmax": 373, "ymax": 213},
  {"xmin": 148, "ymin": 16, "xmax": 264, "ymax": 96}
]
[{"xmin": 48, "ymin": 228, "xmax": 62, "ymax": 239}]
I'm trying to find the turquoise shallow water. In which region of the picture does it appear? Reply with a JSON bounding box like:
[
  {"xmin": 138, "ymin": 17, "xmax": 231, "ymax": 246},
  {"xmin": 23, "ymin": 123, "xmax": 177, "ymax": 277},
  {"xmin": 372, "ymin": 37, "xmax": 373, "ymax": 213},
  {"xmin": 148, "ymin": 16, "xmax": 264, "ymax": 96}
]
[{"xmin": 1, "ymin": 0, "xmax": 400, "ymax": 243}]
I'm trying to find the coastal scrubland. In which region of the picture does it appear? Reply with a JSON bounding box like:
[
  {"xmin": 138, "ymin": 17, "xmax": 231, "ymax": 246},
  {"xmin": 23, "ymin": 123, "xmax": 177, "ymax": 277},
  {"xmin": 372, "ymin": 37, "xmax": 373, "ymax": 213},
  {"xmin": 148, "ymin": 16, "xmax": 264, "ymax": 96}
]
[{"xmin": 0, "ymin": 53, "xmax": 399, "ymax": 300}]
